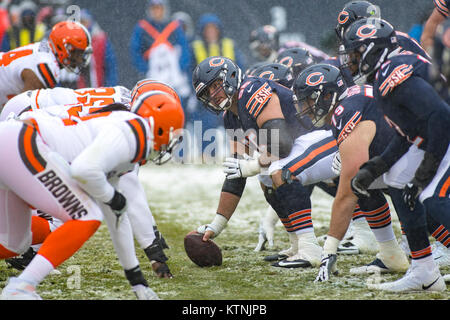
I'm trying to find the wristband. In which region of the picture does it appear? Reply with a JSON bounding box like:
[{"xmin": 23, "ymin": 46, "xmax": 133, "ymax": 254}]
[{"xmin": 323, "ymin": 235, "xmax": 340, "ymax": 255}]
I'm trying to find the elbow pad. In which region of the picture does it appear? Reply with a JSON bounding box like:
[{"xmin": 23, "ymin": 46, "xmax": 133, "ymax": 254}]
[
  {"xmin": 221, "ymin": 177, "xmax": 246, "ymax": 198},
  {"xmin": 261, "ymin": 119, "xmax": 294, "ymax": 159}
]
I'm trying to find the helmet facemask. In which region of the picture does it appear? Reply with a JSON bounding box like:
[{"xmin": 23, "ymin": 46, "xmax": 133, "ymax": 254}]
[
  {"xmin": 294, "ymin": 87, "xmax": 338, "ymax": 130},
  {"xmin": 197, "ymin": 69, "xmax": 238, "ymax": 114},
  {"xmin": 147, "ymin": 117, "xmax": 184, "ymax": 165}
]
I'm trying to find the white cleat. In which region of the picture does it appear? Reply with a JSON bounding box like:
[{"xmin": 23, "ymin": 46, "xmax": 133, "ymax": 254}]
[
  {"xmin": 432, "ymin": 242, "xmax": 450, "ymax": 268},
  {"xmin": 271, "ymin": 232, "xmax": 322, "ymax": 268},
  {"xmin": 264, "ymin": 232, "xmax": 298, "ymax": 262},
  {"xmin": 344, "ymin": 219, "xmax": 378, "ymax": 254},
  {"xmin": 133, "ymin": 285, "xmax": 160, "ymax": 300},
  {"xmin": 1, "ymin": 277, "xmax": 42, "ymax": 300},
  {"xmin": 350, "ymin": 239, "xmax": 409, "ymax": 274},
  {"xmin": 367, "ymin": 262, "xmax": 446, "ymax": 293}
]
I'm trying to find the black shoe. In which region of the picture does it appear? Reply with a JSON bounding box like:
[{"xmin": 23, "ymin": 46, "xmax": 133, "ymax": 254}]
[{"xmin": 5, "ymin": 247, "xmax": 36, "ymax": 271}]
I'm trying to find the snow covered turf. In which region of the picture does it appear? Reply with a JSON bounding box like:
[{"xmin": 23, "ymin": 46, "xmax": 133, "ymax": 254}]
[{"xmin": 0, "ymin": 164, "xmax": 448, "ymax": 300}]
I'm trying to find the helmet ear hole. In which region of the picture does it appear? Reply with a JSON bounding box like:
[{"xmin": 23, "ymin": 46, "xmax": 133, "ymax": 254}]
[{"xmin": 158, "ymin": 127, "xmax": 164, "ymax": 136}]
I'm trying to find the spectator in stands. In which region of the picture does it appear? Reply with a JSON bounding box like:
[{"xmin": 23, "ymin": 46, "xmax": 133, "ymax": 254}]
[
  {"xmin": 129, "ymin": 0, "xmax": 191, "ymax": 108},
  {"xmin": 1, "ymin": 1, "xmax": 46, "ymax": 51},
  {"xmin": 78, "ymin": 9, "xmax": 118, "ymax": 88}
]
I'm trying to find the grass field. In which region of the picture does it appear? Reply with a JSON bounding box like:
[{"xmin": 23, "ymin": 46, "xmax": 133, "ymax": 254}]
[{"xmin": 1, "ymin": 164, "xmax": 448, "ymax": 301}]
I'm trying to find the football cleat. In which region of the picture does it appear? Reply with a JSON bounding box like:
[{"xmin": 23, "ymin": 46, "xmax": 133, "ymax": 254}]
[
  {"xmin": 367, "ymin": 261, "xmax": 446, "ymax": 292},
  {"xmin": 263, "ymin": 232, "xmax": 298, "ymax": 261},
  {"xmin": 5, "ymin": 247, "xmax": 36, "ymax": 271},
  {"xmin": 271, "ymin": 254, "xmax": 312, "ymax": 268},
  {"xmin": 344, "ymin": 219, "xmax": 378, "ymax": 254},
  {"xmin": 1, "ymin": 277, "xmax": 42, "ymax": 300},
  {"xmin": 350, "ymin": 258, "xmax": 391, "ymax": 274},
  {"xmin": 350, "ymin": 239, "xmax": 410, "ymax": 275},
  {"xmin": 133, "ymin": 285, "xmax": 160, "ymax": 300},
  {"xmin": 432, "ymin": 242, "xmax": 450, "ymax": 268},
  {"xmin": 337, "ymin": 241, "xmax": 360, "ymax": 255}
]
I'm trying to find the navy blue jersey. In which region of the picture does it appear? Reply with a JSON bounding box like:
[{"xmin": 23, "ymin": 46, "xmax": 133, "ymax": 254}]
[
  {"xmin": 330, "ymin": 85, "xmax": 395, "ymax": 158},
  {"xmin": 396, "ymin": 31, "xmax": 431, "ymax": 60},
  {"xmin": 234, "ymin": 76, "xmax": 308, "ymax": 139},
  {"xmin": 373, "ymin": 52, "xmax": 450, "ymax": 160}
]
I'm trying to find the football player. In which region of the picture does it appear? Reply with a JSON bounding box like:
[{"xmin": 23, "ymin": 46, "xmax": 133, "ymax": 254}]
[
  {"xmin": 274, "ymin": 47, "xmax": 316, "ymax": 80},
  {"xmin": 294, "ymin": 63, "xmax": 417, "ymax": 282},
  {"xmin": 250, "ymin": 61, "xmax": 377, "ymax": 255},
  {"xmin": 0, "ymin": 81, "xmax": 176, "ymax": 279},
  {"xmin": 0, "ymin": 88, "xmax": 184, "ymax": 300},
  {"xmin": 328, "ymin": 0, "xmax": 430, "ymax": 87},
  {"xmin": 191, "ymin": 56, "xmax": 342, "ymax": 268},
  {"xmin": 341, "ymin": 17, "xmax": 449, "ymax": 292},
  {"xmin": 0, "ymin": 21, "xmax": 92, "ymax": 108},
  {"xmin": 249, "ymin": 25, "xmax": 329, "ymax": 65}
]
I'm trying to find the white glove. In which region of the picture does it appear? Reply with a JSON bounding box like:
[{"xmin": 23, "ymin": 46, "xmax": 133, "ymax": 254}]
[
  {"xmin": 254, "ymin": 207, "xmax": 278, "ymax": 251},
  {"xmin": 314, "ymin": 253, "xmax": 338, "ymax": 282},
  {"xmin": 223, "ymin": 153, "xmax": 261, "ymax": 179},
  {"xmin": 331, "ymin": 152, "xmax": 341, "ymax": 175},
  {"xmin": 197, "ymin": 214, "xmax": 228, "ymax": 239}
]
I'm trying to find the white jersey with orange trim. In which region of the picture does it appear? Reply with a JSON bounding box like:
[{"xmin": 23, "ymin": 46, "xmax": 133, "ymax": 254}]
[
  {"xmin": 19, "ymin": 109, "xmax": 151, "ymax": 203},
  {"xmin": 0, "ymin": 41, "xmax": 60, "ymax": 106},
  {"xmin": 0, "ymin": 85, "xmax": 131, "ymax": 121}
]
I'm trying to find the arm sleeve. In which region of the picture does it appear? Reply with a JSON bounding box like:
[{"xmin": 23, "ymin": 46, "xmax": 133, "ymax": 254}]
[
  {"xmin": 70, "ymin": 124, "xmax": 134, "ymax": 203},
  {"xmin": 390, "ymin": 76, "xmax": 450, "ymax": 161}
]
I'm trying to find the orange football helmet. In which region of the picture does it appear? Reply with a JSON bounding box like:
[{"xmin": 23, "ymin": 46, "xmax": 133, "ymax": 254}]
[
  {"xmin": 48, "ymin": 21, "xmax": 93, "ymax": 73},
  {"xmin": 131, "ymin": 91, "xmax": 185, "ymax": 165},
  {"xmin": 131, "ymin": 79, "xmax": 181, "ymax": 105}
]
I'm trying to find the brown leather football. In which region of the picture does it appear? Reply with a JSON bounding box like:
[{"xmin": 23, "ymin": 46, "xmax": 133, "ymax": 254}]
[{"xmin": 184, "ymin": 231, "xmax": 222, "ymax": 267}]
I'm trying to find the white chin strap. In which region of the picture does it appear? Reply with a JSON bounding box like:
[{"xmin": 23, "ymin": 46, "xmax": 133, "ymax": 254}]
[{"xmin": 218, "ymin": 97, "xmax": 231, "ymax": 110}]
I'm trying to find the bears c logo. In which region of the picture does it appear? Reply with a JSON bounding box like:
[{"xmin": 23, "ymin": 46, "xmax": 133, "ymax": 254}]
[
  {"xmin": 278, "ymin": 56, "xmax": 293, "ymax": 67},
  {"xmin": 258, "ymin": 71, "xmax": 275, "ymax": 80},
  {"xmin": 338, "ymin": 10, "xmax": 349, "ymax": 24},
  {"xmin": 306, "ymin": 72, "xmax": 324, "ymax": 86},
  {"xmin": 209, "ymin": 57, "xmax": 225, "ymax": 67},
  {"xmin": 356, "ymin": 24, "xmax": 377, "ymax": 38}
]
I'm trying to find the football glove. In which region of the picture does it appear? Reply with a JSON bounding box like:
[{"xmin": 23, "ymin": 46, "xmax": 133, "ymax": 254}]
[
  {"xmin": 331, "ymin": 152, "xmax": 341, "ymax": 175},
  {"xmin": 351, "ymin": 156, "xmax": 389, "ymax": 198},
  {"xmin": 402, "ymin": 181, "xmax": 422, "ymax": 211},
  {"xmin": 402, "ymin": 152, "xmax": 440, "ymax": 211},
  {"xmin": 314, "ymin": 253, "xmax": 338, "ymax": 282},
  {"xmin": 105, "ymin": 190, "xmax": 127, "ymax": 228},
  {"xmin": 223, "ymin": 153, "xmax": 261, "ymax": 179}
]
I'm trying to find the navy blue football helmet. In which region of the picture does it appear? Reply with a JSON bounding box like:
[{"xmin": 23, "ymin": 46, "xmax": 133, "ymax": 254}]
[
  {"xmin": 192, "ymin": 56, "xmax": 243, "ymax": 114},
  {"xmin": 293, "ymin": 63, "xmax": 347, "ymax": 130},
  {"xmin": 335, "ymin": 1, "xmax": 381, "ymax": 42},
  {"xmin": 251, "ymin": 62, "xmax": 295, "ymax": 88}
]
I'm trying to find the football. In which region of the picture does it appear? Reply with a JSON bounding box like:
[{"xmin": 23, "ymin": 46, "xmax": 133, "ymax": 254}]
[{"xmin": 184, "ymin": 231, "xmax": 222, "ymax": 267}]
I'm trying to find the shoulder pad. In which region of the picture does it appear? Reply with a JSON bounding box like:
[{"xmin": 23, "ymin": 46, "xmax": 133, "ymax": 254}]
[{"xmin": 238, "ymin": 78, "xmax": 273, "ymax": 119}]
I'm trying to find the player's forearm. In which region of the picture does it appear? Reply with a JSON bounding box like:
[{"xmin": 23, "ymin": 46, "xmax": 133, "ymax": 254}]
[
  {"xmin": 216, "ymin": 192, "xmax": 241, "ymax": 220},
  {"xmin": 328, "ymin": 189, "xmax": 358, "ymax": 241}
]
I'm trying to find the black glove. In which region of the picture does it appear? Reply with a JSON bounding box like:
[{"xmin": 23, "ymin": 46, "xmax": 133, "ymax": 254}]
[
  {"xmin": 105, "ymin": 190, "xmax": 127, "ymax": 228},
  {"xmin": 402, "ymin": 152, "xmax": 441, "ymax": 211},
  {"xmin": 351, "ymin": 156, "xmax": 389, "ymax": 198},
  {"xmin": 402, "ymin": 181, "xmax": 422, "ymax": 211}
]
